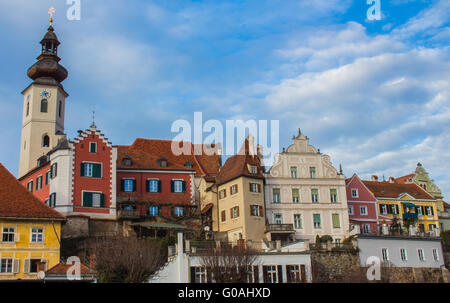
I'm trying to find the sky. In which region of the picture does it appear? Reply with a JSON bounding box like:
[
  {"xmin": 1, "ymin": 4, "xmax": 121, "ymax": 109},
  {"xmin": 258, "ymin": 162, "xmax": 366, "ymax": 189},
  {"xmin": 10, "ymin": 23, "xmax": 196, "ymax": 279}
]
[{"xmin": 0, "ymin": 0, "xmax": 449, "ymax": 199}]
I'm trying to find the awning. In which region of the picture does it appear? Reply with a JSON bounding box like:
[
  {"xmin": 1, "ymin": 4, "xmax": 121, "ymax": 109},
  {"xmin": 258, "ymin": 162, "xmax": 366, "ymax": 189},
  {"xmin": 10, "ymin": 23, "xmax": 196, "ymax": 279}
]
[
  {"xmin": 402, "ymin": 202, "xmax": 417, "ymax": 208},
  {"xmin": 131, "ymin": 222, "xmax": 190, "ymax": 230},
  {"xmin": 201, "ymin": 203, "xmax": 213, "ymax": 214}
]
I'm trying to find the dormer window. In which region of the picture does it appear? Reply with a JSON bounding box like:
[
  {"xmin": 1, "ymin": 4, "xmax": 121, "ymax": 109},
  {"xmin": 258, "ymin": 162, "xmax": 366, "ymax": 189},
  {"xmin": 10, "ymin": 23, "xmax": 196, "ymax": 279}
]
[
  {"xmin": 157, "ymin": 157, "xmax": 168, "ymax": 167},
  {"xmin": 184, "ymin": 161, "xmax": 193, "ymax": 169},
  {"xmin": 249, "ymin": 165, "xmax": 258, "ymax": 174},
  {"xmin": 122, "ymin": 156, "xmax": 132, "ymax": 166}
]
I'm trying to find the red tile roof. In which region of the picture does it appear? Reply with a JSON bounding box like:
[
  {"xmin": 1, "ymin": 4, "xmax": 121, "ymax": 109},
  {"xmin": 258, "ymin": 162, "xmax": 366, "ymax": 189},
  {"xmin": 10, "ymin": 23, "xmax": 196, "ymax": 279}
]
[
  {"xmin": 362, "ymin": 180, "xmax": 435, "ymax": 200},
  {"xmin": 46, "ymin": 262, "xmax": 96, "ymax": 276},
  {"xmin": 116, "ymin": 139, "xmax": 220, "ymax": 177},
  {"xmin": 215, "ymin": 139, "xmax": 264, "ymax": 185},
  {"xmin": 395, "ymin": 173, "xmax": 415, "ymax": 184},
  {"xmin": 0, "ymin": 163, "xmax": 65, "ymax": 220}
]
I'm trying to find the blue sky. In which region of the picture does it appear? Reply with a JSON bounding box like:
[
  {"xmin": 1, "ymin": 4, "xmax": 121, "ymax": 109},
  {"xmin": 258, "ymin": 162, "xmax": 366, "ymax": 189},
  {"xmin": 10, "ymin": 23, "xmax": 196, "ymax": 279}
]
[{"xmin": 0, "ymin": 0, "xmax": 449, "ymax": 199}]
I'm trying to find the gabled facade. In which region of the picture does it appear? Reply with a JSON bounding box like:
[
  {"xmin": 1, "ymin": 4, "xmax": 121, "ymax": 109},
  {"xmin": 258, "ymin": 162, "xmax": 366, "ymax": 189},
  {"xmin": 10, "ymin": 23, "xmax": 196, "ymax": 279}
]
[
  {"xmin": 264, "ymin": 130, "xmax": 349, "ymax": 244},
  {"xmin": 0, "ymin": 163, "xmax": 65, "ymax": 280},
  {"xmin": 363, "ymin": 178, "xmax": 440, "ymax": 235},
  {"xmin": 345, "ymin": 174, "xmax": 378, "ymax": 234}
]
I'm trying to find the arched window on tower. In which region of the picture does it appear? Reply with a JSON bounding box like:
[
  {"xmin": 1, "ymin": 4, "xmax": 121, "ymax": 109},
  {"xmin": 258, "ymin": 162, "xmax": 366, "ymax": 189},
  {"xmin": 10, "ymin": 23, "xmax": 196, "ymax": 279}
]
[
  {"xmin": 43, "ymin": 135, "xmax": 50, "ymax": 148},
  {"xmin": 26, "ymin": 101, "xmax": 30, "ymax": 116},
  {"xmin": 58, "ymin": 100, "xmax": 62, "ymax": 117},
  {"xmin": 40, "ymin": 99, "xmax": 48, "ymax": 113}
]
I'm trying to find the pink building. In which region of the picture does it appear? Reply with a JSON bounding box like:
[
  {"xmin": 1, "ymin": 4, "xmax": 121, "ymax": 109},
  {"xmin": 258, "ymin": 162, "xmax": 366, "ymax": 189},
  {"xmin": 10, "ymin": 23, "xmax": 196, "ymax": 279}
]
[{"xmin": 346, "ymin": 174, "xmax": 379, "ymax": 234}]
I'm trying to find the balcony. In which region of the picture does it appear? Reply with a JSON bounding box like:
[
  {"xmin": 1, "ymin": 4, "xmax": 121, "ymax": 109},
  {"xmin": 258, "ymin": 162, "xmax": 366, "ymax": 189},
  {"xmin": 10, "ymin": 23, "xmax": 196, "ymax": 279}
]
[
  {"xmin": 403, "ymin": 213, "xmax": 418, "ymax": 220},
  {"xmin": 266, "ymin": 224, "xmax": 295, "ymax": 233}
]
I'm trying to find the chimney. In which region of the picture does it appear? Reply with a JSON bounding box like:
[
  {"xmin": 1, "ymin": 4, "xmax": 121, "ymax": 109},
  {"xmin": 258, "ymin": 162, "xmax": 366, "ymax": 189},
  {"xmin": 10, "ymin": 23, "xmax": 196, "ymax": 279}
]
[
  {"xmin": 389, "ymin": 177, "xmax": 395, "ymax": 183},
  {"xmin": 371, "ymin": 175, "xmax": 378, "ymax": 181},
  {"xmin": 256, "ymin": 144, "xmax": 264, "ymax": 166}
]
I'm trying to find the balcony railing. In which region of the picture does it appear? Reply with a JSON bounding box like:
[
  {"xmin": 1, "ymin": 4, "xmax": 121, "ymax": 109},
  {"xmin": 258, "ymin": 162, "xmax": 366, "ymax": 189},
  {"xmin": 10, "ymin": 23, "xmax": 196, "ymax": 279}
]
[
  {"xmin": 266, "ymin": 224, "xmax": 295, "ymax": 232},
  {"xmin": 118, "ymin": 209, "xmax": 140, "ymax": 219},
  {"xmin": 402, "ymin": 213, "xmax": 418, "ymax": 220}
]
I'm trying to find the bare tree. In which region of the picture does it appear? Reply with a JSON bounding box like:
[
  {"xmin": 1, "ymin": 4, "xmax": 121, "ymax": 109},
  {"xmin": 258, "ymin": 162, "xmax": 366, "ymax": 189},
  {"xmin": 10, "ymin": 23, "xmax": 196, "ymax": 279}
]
[
  {"xmin": 197, "ymin": 242, "xmax": 259, "ymax": 283},
  {"xmin": 82, "ymin": 236, "xmax": 166, "ymax": 283}
]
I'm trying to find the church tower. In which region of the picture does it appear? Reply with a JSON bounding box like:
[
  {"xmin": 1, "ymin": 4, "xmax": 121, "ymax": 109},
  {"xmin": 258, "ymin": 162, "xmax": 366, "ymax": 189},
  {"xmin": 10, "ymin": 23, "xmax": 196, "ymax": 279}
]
[{"xmin": 19, "ymin": 13, "xmax": 69, "ymax": 178}]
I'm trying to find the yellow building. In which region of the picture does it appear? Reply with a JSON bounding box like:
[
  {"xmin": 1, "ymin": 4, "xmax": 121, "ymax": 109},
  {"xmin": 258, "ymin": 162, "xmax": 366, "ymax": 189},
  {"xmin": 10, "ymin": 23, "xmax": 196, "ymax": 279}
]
[
  {"xmin": 363, "ymin": 177, "xmax": 440, "ymax": 234},
  {"xmin": 208, "ymin": 137, "xmax": 266, "ymax": 243},
  {"xmin": 0, "ymin": 163, "xmax": 65, "ymax": 280}
]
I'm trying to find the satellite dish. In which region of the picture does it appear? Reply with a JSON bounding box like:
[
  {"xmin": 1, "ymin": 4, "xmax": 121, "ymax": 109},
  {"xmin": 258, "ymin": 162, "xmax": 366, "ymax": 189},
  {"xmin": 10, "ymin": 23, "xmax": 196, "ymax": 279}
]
[{"xmin": 37, "ymin": 271, "xmax": 46, "ymax": 280}]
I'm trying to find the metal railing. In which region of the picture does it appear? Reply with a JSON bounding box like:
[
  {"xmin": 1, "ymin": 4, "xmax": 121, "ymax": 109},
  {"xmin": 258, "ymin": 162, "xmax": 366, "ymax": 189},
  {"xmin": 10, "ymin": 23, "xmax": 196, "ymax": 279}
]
[{"xmin": 266, "ymin": 224, "xmax": 295, "ymax": 232}]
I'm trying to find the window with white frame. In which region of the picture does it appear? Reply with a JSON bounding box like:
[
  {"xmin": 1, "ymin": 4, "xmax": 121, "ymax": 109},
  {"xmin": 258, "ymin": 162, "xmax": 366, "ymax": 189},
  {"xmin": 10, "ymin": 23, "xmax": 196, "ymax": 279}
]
[
  {"xmin": 290, "ymin": 167, "xmax": 297, "ymax": 178},
  {"xmin": 174, "ymin": 206, "xmax": 184, "ymax": 217},
  {"xmin": 27, "ymin": 180, "xmax": 33, "ymax": 192},
  {"xmin": 219, "ymin": 189, "xmax": 226, "ymax": 199},
  {"xmin": 274, "ymin": 213, "xmax": 283, "ymax": 225},
  {"xmin": 272, "ymin": 188, "xmax": 280, "ymax": 203},
  {"xmin": 360, "ymin": 206, "xmax": 368, "ymax": 216},
  {"xmin": 250, "ymin": 183, "xmax": 258, "ymax": 193},
  {"xmin": 294, "ymin": 214, "xmax": 302, "ymax": 229},
  {"xmin": 192, "ymin": 267, "xmax": 207, "ymax": 283},
  {"xmin": 348, "ymin": 205, "xmax": 354, "ymax": 215},
  {"xmin": 362, "ymin": 224, "xmax": 370, "ymax": 234},
  {"xmin": 351, "ymin": 188, "xmax": 358, "ymax": 198},
  {"xmin": 381, "ymin": 248, "xmax": 389, "ymax": 261},
  {"xmin": 310, "ymin": 167, "xmax": 316, "ymax": 179},
  {"xmin": 425, "ymin": 206, "xmax": 433, "ymax": 216},
  {"xmin": 2, "ymin": 227, "xmax": 15, "ymax": 242},
  {"xmin": 330, "ymin": 189, "xmax": 337, "ymax": 203},
  {"xmin": 418, "ymin": 249, "xmax": 425, "ymax": 261},
  {"xmin": 313, "ymin": 214, "xmax": 321, "ymax": 229},
  {"xmin": 31, "ymin": 228, "xmax": 43, "ymax": 243},
  {"xmin": 230, "ymin": 184, "xmax": 238, "ymax": 195},
  {"xmin": 148, "ymin": 206, "xmax": 159, "ymax": 216},
  {"xmin": 250, "ymin": 205, "xmax": 263, "ymax": 217},
  {"xmin": 380, "ymin": 204, "xmax": 387, "ymax": 215},
  {"xmin": 231, "ymin": 206, "xmax": 239, "ymax": 219},
  {"xmin": 148, "ymin": 179, "xmax": 159, "ymax": 192},
  {"xmin": 89, "ymin": 142, "xmax": 97, "ymax": 153},
  {"xmin": 311, "ymin": 189, "xmax": 319, "ymax": 203},
  {"xmin": 173, "ymin": 180, "xmax": 183, "ymax": 193},
  {"xmin": 123, "ymin": 179, "xmax": 134, "ymax": 192},
  {"xmin": 400, "ymin": 248, "xmax": 407, "ymax": 261},
  {"xmin": 263, "ymin": 265, "xmax": 279, "ymax": 283},
  {"xmin": 292, "ymin": 188, "xmax": 300, "ymax": 203},
  {"xmin": 432, "ymin": 249, "xmax": 439, "ymax": 261},
  {"xmin": 0, "ymin": 258, "xmax": 13, "ymax": 273},
  {"xmin": 250, "ymin": 165, "xmax": 258, "ymax": 174}
]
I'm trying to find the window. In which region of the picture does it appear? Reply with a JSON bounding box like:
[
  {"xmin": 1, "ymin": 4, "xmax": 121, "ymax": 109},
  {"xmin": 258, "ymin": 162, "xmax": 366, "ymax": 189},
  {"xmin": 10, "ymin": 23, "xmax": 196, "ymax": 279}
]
[
  {"xmin": 360, "ymin": 206, "xmax": 368, "ymax": 216},
  {"xmin": 58, "ymin": 100, "xmax": 62, "ymax": 117},
  {"xmin": 123, "ymin": 179, "xmax": 134, "ymax": 192},
  {"xmin": 250, "ymin": 165, "xmax": 258, "ymax": 174},
  {"xmin": 418, "ymin": 249, "xmax": 425, "ymax": 261},
  {"xmin": 122, "ymin": 157, "xmax": 132, "ymax": 166},
  {"xmin": 425, "ymin": 206, "xmax": 433, "ymax": 217},
  {"xmin": 157, "ymin": 158, "xmax": 168, "ymax": 167},
  {"xmin": 417, "ymin": 206, "xmax": 423, "ymax": 216},
  {"xmin": 432, "ymin": 249, "xmax": 439, "ymax": 261},
  {"xmin": 31, "ymin": 228, "xmax": 43, "ymax": 243},
  {"xmin": 332, "ymin": 214, "xmax": 340, "ymax": 228},
  {"xmin": 292, "ymin": 188, "xmax": 300, "ymax": 203},
  {"xmin": 380, "ymin": 204, "xmax": 387, "ymax": 215},
  {"xmin": 263, "ymin": 265, "xmax": 281, "ymax": 283},
  {"xmin": 147, "ymin": 179, "xmax": 160, "ymax": 193},
  {"xmin": 391, "ymin": 204, "xmax": 399, "ymax": 215},
  {"xmin": 221, "ymin": 210, "xmax": 226, "ymax": 222},
  {"xmin": 250, "ymin": 205, "xmax": 263, "ymax": 217},
  {"xmin": 148, "ymin": 206, "xmax": 159, "ymax": 216},
  {"xmin": 313, "ymin": 214, "xmax": 321, "ymax": 229},
  {"xmin": 274, "ymin": 213, "xmax": 283, "ymax": 224},
  {"xmin": 362, "ymin": 224, "xmax": 370, "ymax": 234},
  {"xmin": 230, "ymin": 184, "xmax": 238, "ymax": 195},
  {"xmin": 28, "ymin": 259, "xmax": 44, "ymax": 273},
  {"xmin": 351, "ymin": 188, "xmax": 359, "ymax": 198},
  {"xmin": 50, "ymin": 163, "xmax": 57, "ymax": 179},
  {"xmin": 294, "ymin": 214, "xmax": 302, "ymax": 229},
  {"xmin": 330, "ymin": 189, "xmax": 337, "ymax": 203},
  {"xmin": 310, "ymin": 167, "xmax": 316, "ymax": 179},
  {"xmin": 290, "ymin": 167, "xmax": 297, "ymax": 178},
  {"xmin": 42, "ymin": 135, "xmax": 50, "ymax": 148},
  {"xmin": 0, "ymin": 259, "xmax": 13, "ymax": 273},
  {"xmin": 311, "ymin": 189, "xmax": 319, "ymax": 203},
  {"xmin": 26, "ymin": 101, "xmax": 30, "ymax": 117},
  {"xmin": 49, "ymin": 193, "xmax": 56, "ymax": 208},
  {"xmin": 429, "ymin": 224, "xmax": 436, "ymax": 231},
  {"xmin": 82, "ymin": 192, "xmax": 105, "ymax": 208},
  {"xmin": 174, "ymin": 207, "xmax": 184, "ymax": 217},
  {"xmin": 348, "ymin": 205, "xmax": 354, "ymax": 215},
  {"xmin": 89, "ymin": 142, "xmax": 97, "ymax": 153},
  {"xmin": 400, "ymin": 248, "xmax": 407, "ymax": 261},
  {"xmin": 381, "ymin": 248, "xmax": 389, "ymax": 261},
  {"xmin": 27, "ymin": 180, "xmax": 33, "ymax": 192},
  {"xmin": 45, "ymin": 171, "xmax": 50, "ymax": 185},
  {"xmin": 172, "ymin": 180, "xmax": 186, "ymax": 193},
  {"xmin": 249, "ymin": 183, "xmax": 260, "ymax": 193},
  {"xmin": 184, "ymin": 161, "xmax": 193, "ymax": 169},
  {"xmin": 286, "ymin": 265, "xmax": 301, "ymax": 282},
  {"xmin": 231, "ymin": 206, "xmax": 239, "ymax": 219},
  {"xmin": 191, "ymin": 267, "xmax": 207, "ymax": 283},
  {"xmin": 219, "ymin": 189, "xmax": 227, "ymax": 199},
  {"xmin": 81, "ymin": 163, "xmax": 101, "ymax": 178},
  {"xmin": 2, "ymin": 227, "xmax": 15, "ymax": 242},
  {"xmin": 272, "ymin": 188, "xmax": 281, "ymax": 203},
  {"xmin": 40, "ymin": 99, "xmax": 48, "ymax": 113},
  {"xmin": 36, "ymin": 176, "xmax": 42, "ymax": 191}
]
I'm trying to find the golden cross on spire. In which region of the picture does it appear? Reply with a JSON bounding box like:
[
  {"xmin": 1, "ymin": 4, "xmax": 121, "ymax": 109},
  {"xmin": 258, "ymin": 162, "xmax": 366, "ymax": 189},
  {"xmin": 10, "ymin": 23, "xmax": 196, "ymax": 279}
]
[{"xmin": 48, "ymin": 7, "xmax": 55, "ymax": 25}]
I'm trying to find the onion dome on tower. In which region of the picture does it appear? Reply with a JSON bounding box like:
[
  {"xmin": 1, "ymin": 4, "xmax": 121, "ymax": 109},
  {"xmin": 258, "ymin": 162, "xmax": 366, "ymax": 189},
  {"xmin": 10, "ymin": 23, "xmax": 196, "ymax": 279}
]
[{"xmin": 27, "ymin": 17, "xmax": 68, "ymax": 86}]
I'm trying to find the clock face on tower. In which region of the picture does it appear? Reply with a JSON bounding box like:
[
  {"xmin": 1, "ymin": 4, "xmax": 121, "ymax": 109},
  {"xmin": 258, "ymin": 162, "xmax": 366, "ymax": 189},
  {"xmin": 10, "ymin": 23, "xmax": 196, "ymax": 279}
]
[{"xmin": 40, "ymin": 90, "xmax": 51, "ymax": 98}]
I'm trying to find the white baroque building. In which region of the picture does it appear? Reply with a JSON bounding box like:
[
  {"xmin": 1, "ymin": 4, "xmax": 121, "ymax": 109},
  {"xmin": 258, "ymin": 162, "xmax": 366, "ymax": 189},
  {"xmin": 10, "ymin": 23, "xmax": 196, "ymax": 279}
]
[{"xmin": 264, "ymin": 130, "xmax": 350, "ymax": 244}]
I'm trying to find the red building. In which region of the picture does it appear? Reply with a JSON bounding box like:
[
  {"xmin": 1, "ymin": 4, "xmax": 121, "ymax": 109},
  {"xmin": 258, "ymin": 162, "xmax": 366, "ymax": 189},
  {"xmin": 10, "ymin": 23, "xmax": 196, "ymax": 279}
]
[{"xmin": 346, "ymin": 174, "xmax": 379, "ymax": 234}]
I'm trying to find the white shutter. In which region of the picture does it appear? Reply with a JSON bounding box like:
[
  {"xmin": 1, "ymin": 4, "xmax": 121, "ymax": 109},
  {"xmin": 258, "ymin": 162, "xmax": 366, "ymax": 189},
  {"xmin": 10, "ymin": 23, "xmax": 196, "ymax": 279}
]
[
  {"xmin": 13, "ymin": 259, "xmax": 20, "ymax": 274},
  {"xmin": 24, "ymin": 259, "xmax": 30, "ymax": 273},
  {"xmin": 40, "ymin": 259, "xmax": 48, "ymax": 271}
]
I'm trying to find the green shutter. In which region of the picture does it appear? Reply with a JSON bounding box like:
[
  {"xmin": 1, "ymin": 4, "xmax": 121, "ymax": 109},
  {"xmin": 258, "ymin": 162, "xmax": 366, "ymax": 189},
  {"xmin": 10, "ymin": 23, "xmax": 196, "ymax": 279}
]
[
  {"xmin": 120, "ymin": 179, "xmax": 125, "ymax": 192},
  {"xmin": 100, "ymin": 194, "xmax": 105, "ymax": 208},
  {"xmin": 170, "ymin": 181, "xmax": 174, "ymax": 193},
  {"xmin": 83, "ymin": 192, "xmax": 93, "ymax": 207},
  {"xmin": 182, "ymin": 181, "xmax": 187, "ymax": 192},
  {"xmin": 45, "ymin": 172, "xmax": 49, "ymax": 185},
  {"xmin": 146, "ymin": 180, "xmax": 150, "ymax": 192},
  {"xmin": 158, "ymin": 180, "xmax": 162, "ymax": 192},
  {"xmin": 132, "ymin": 180, "xmax": 137, "ymax": 192},
  {"xmin": 93, "ymin": 164, "xmax": 102, "ymax": 178},
  {"xmin": 80, "ymin": 163, "xmax": 85, "ymax": 177}
]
